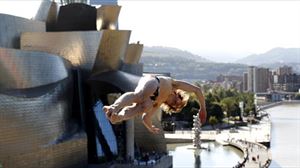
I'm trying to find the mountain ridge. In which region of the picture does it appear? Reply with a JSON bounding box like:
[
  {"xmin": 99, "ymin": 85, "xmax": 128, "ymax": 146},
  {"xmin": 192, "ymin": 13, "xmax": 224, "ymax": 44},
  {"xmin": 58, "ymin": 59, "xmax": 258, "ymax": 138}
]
[
  {"xmin": 143, "ymin": 46, "xmax": 212, "ymax": 63},
  {"xmin": 236, "ymin": 47, "xmax": 300, "ymax": 65},
  {"xmin": 140, "ymin": 46, "xmax": 247, "ymax": 80},
  {"xmin": 140, "ymin": 46, "xmax": 300, "ymax": 81}
]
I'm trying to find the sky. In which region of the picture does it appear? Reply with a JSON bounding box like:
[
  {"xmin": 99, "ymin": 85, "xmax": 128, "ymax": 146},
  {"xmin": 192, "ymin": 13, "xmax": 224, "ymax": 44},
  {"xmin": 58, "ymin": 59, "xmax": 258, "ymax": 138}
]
[{"xmin": 1, "ymin": 0, "xmax": 300, "ymax": 62}]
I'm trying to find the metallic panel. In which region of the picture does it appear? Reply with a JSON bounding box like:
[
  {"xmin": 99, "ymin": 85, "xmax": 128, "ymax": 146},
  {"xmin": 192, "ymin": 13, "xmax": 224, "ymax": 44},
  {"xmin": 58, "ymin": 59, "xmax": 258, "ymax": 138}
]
[
  {"xmin": 21, "ymin": 30, "xmax": 130, "ymax": 77},
  {"xmin": 55, "ymin": 3, "xmax": 97, "ymax": 31},
  {"xmin": 96, "ymin": 5, "xmax": 121, "ymax": 30},
  {"xmin": 1, "ymin": 134, "xmax": 87, "ymax": 168},
  {"xmin": 89, "ymin": 70, "xmax": 141, "ymax": 93},
  {"xmin": 0, "ymin": 48, "xmax": 70, "ymax": 90},
  {"xmin": 0, "ymin": 48, "xmax": 87, "ymax": 167},
  {"xmin": 120, "ymin": 63, "xmax": 143, "ymax": 76},
  {"xmin": 0, "ymin": 14, "xmax": 45, "ymax": 49},
  {"xmin": 0, "ymin": 71, "xmax": 73, "ymax": 160},
  {"xmin": 92, "ymin": 30, "xmax": 131, "ymax": 75},
  {"xmin": 34, "ymin": 1, "xmax": 59, "ymax": 31},
  {"xmin": 20, "ymin": 31, "xmax": 102, "ymax": 73},
  {"xmin": 124, "ymin": 43, "xmax": 144, "ymax": 64}
]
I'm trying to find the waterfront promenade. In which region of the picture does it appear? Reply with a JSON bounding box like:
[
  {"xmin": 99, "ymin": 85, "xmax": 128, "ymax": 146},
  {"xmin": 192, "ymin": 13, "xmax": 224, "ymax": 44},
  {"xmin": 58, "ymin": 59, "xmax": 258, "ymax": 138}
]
[
  {"xmin": 229, "ymin": 139, "xmax": 271, "ymax": 168},
  {"xmin": 164, "ymin": 114, "xmax": 272, "ymax": 168},
  {"xmin": 165, "ymin": 129, "xmax": 272, "ymax": 168}
]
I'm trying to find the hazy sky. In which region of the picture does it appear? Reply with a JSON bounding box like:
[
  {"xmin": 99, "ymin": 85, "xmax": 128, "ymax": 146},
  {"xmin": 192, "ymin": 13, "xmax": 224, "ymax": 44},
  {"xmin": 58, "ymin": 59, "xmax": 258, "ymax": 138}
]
[
  {"xmin": 1, "ymin": 0, "xmax": 300, "ymax": 62},
  {"xmin": 118, "ymin": 1, "xmax": 300, "ymax": 62}
]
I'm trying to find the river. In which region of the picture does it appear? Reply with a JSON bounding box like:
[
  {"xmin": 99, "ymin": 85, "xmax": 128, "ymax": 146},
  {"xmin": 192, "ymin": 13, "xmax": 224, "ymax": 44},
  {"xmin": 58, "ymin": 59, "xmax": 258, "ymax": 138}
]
[{"xmin": 266, "ymin": 103, "xmax": 300, "ymax": 168}]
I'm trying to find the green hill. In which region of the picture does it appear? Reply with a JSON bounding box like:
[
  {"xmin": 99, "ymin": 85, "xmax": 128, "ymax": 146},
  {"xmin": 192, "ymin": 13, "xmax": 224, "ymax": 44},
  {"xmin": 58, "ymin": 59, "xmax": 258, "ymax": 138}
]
[{"xmin": 141, "ymin": 46, "xmax": 247, "ymax": 81}]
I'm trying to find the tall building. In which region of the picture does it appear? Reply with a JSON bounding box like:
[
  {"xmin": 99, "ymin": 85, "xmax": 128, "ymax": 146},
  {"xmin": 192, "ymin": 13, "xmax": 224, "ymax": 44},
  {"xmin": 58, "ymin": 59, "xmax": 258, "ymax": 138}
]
[
  {"xmin": 273, "ymin": 73, "xmax": 300, "ymax": 92},
  {"xmin": 276, "ymin": 65, "xmax": 292, "ymax": 75},
  {"xmin": 246, "ymin": 66, "xmax": 271, "ymax": 93},
  {"xmin": 254, "ymin": 67, "xmax": 270, "ymax": 92},
  {"xmin": 243, "ymin": 72, "xmax": 248, "ymax": 92},
  {"xmin": 247, "ymin": 66, "xmax": 255, "ymax": 92}
]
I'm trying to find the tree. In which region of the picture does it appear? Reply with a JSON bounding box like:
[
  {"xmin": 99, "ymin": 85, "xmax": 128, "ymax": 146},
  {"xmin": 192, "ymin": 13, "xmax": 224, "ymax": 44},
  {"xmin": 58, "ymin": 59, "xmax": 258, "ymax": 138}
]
[
  {"xmin": 295, "ymin": 93, "xmax": 300, "ymax": 100},
  {"xmin": 208, "ymin": 116, "xmax": 218, "ymax": 129},
  {"xmin": 207, "ymin": 103, "xmax": 223, "ymax": 122}
]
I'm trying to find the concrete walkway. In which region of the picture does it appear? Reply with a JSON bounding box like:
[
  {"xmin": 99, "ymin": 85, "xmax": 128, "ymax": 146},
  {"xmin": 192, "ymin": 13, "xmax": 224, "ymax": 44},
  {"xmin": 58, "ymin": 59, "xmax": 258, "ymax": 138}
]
[{"xmin": 228, "ymin": 139, "xmax": 271, "ymax": 168}]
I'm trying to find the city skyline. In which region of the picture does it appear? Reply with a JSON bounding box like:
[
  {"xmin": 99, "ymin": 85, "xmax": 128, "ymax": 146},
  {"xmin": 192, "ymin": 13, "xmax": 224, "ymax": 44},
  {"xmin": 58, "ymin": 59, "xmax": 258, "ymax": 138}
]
[{"xmin": 1, "ymin": 1, "xmax": 300, "ymax": 63}]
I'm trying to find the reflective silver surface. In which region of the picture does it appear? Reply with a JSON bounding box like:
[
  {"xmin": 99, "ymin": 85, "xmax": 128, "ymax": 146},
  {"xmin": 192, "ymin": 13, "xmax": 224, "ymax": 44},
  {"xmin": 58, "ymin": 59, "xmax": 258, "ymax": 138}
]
[
  {"xmin": 96, "ymin": 5, "xmax": 121, "ymax": 30},
  {"xmin": 0, "ymin": 48, "xmax": 70, "ymax": 90},
  {"xmin": 0, "ymin": 80, "xmax": 72, "ymax": 157},
  {"xmin": 21, "ymin": 30, "xmax": 131, "ymax": 77},
  {"xmin": 21, "ymin": 31, "xmax": 102, "ymax": 72},
  {"xmin": 0, "ymin": 14, "xmax": 45, "ymax": 49},
  {"xmin": 92, "ymin": 30, "xmax": 131, "ymax": 75},
  {"xmin": 1, "ymin": 134, "xmax": 87, "ymax": 168},
  {"xmin": 124, "ymin": 43, "xmax": 144, "ymax": 64},
  {"xmin": 0, "ymin": 48, "xmax": 84, "ymax": 167},
  {"xmin": 34, "ymin": 1, "xmax": 58, "ymax": 31}
]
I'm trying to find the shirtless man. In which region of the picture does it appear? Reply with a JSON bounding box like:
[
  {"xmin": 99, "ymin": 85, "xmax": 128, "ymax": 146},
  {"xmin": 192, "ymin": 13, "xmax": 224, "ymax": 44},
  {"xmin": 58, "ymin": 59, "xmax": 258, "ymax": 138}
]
[{"xmin": 103, "ymin": 75, "xmax": 207, "ymax": 134}]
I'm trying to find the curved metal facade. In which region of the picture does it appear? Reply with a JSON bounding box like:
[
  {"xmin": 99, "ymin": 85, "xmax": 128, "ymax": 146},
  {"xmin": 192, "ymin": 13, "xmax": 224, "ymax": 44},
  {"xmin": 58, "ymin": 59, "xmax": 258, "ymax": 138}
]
[
  {"xmin": 21, "ymin": 31, "xmax": 103, "ymax": 74},
  {"xmin": 124, "ymin": 43, "xmax": 144, "ymax": 64},
  {"xmin": 92, "ymin": 30, "xmax": 131, "ymax": 75},
  {"xmin": 0, "ymin": 48, "xmax": 69, "ymax": 90},
  {"xmin": 96, "ymin": 5, "xmax": 121, "ymax": 30},
  {"xmin": 34, "ymin": 1, "xmax": 58, "ymax": 31},
  {"xmin": 21, "ymin": 30, "xmax": 131, "ymax": 77},
  {"xmin": 0, "ymin": 14, "xmax": 45, "ymax": 49},
  {"xmin": 0, "ymin": 48, "xmax": 87, "ymax": 167}
]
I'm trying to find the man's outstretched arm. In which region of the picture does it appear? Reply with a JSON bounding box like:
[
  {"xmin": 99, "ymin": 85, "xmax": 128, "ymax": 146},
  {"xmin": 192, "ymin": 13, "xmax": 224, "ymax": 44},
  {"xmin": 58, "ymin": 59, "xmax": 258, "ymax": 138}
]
[{"xmin": 142, "ymin": 106, "xmax": 161, "ymax": 134}]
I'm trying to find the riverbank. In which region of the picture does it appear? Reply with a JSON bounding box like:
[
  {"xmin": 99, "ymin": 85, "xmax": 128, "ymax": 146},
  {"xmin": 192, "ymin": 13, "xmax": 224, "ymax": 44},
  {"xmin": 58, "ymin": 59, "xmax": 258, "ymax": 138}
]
[
  {"xmin": 166, "ymin": 102, "xmax": 300, "ymax": 168},
  {"xmin": 165, "ymin": 112, "xmax": 272, "ymax": 167},
  {"xmin": 166, "ymin": 100, "xmax": 299, "ymax": 144},
  {"xmin": 165, "ymin": 114, "xmax": 271, "ymax": 146},
  {"xmin": 258, "ymin": 100, "xmax": 300, "ymax": 111}
]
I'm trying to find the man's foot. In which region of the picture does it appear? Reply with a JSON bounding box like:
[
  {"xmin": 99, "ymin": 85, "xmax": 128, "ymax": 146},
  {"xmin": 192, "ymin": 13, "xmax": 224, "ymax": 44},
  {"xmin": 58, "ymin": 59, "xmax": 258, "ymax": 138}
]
[
  {"xmin": 102, "ymin": 106, "xmax": 116, "ymax": 118},
  {"xmin": 103, "ymin": 106, "xmax": 117, "ymax": 118},
  {"xmin": 110, "ymin": 113, "xmax": 123, "ymax": 124},
  {"xmin": 102, "ymin": 106, "xmax": 122, "ymax": 124}
]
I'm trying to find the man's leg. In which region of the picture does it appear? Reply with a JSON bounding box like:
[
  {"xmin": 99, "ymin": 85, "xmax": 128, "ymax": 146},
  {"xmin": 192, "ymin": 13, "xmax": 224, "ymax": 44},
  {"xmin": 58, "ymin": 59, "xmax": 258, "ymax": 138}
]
[
  {"xmin": 103, "ymin": 92, "xmax": 140, "ymax": 118},
  {"xmin": 103, "ymin": 76, "xmax": 157, "ymax": 117},
  {"xmin": 109, "ymin": 102, "xmax": 146, "ymax": 124}
]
